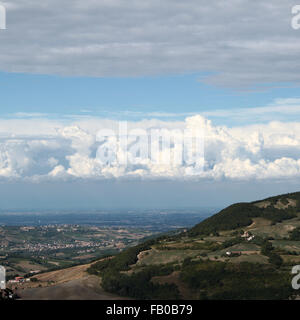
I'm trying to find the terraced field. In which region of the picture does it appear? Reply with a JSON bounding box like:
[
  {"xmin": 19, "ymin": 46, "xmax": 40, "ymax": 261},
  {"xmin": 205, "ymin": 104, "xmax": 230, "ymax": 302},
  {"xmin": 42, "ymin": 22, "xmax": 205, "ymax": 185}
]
[{"xmin": 136, "ymin": 249, "xmax": 201, "ymax": 266}]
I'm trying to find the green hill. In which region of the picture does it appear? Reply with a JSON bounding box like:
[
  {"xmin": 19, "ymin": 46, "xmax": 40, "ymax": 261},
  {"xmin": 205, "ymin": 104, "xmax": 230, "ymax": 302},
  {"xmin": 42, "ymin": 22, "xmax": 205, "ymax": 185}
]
[
  {"xmin": 189, "ymin": 192, "xmax": 300, "ymax": 236},
  {"xmin": 88, "ymin": 191, "xmax": 300, "ymax": 300}
]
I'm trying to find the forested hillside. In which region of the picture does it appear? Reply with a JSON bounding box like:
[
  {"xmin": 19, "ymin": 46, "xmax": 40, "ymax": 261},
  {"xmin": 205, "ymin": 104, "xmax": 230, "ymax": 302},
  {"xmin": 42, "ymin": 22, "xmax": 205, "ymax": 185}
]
[{"xmin": 189, "ymin": 192, "xmax": 300, "ymax": 236}]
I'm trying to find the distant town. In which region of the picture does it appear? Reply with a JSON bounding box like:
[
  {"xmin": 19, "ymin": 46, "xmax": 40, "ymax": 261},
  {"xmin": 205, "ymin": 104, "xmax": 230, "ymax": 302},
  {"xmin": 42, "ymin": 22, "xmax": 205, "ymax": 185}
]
[
  {"xmin": 0, "ymin": 223, "xmax": 158, "ymax": 281},
  {"xmin": 0, "ymin": 210, "xmax": 209, "ymax": 285}
]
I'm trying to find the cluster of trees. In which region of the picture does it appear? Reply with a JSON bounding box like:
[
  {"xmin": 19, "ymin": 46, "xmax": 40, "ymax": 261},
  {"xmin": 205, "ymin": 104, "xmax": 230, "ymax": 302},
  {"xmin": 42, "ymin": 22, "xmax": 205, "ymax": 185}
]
[
  {"xmin": 87, "ymin": 238, "xmax": 180, "ymax": 299},
  {"xmin": 189, "ymin": 199, "xmax": 297, "ymax": 236},
  {"xmin": 260, "ymin": 240, "xmax": 283, "ymax": 267},
  {"xmin": 289, "ymin": 227, "xmax": 300, "ymax": 240},
  {"xmin": 189, "ymin": 203, "xmax": 257, "ymax": 236},
  {"xmin": 262, "ymin": 207, "xmax": 296, "ymax": 223},
  {"xmin": 88, "ymin": 239, "xmax": 156, "ymax": 275},
  {"xmin": 101, "ymin": 265, "xmax": 180, "ymax": 299},
  {"xmin": 180, "ymin": 259, "xmax": 292, "ymax": 300}
]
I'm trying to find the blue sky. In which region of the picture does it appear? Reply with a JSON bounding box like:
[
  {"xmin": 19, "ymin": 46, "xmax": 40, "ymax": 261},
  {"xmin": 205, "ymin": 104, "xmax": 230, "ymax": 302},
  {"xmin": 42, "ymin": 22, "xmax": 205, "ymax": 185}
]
[
  {"xmin": 1, "ymin": 71, "xmax": 300, "ymax": 125},
  {"xmin": 0, "ymin": 1, "xmax": 300, "ymax": 209}
]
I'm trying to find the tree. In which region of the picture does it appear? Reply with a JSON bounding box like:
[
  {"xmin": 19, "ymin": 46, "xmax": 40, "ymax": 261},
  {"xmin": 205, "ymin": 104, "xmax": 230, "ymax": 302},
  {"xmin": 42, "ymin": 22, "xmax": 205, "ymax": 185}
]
[
  {"xmin": 261, "ymin": 242, "xmax": 274, "ymax": 256},
  {"xmin": 268, "ymin": 254, "xmax": 283, "ymax": 268}
]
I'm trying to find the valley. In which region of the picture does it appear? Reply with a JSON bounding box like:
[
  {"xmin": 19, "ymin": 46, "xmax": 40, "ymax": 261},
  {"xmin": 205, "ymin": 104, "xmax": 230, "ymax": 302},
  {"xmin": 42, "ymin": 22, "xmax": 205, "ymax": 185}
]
[{"xmin": 3, "ymin": 194, "xmax": 300, "ymax": 300}]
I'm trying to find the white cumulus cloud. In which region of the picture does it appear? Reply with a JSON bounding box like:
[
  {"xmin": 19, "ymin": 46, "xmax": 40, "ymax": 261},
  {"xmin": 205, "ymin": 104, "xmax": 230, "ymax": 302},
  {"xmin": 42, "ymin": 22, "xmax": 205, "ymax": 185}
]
[{"xmin": 0, "ymin": 113, "xmax": 298, "ymax": 182}]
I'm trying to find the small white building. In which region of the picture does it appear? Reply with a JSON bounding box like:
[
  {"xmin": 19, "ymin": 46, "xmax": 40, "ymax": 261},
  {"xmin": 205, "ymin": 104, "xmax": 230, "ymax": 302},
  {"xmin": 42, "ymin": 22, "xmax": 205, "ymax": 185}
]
[
  {"xmin": 247, "ymin": 235, "xmax": 255, "ymax": 241},
  {"xmin": 241, "ymin": 231, "xmax": 250, "ymax": 238}
]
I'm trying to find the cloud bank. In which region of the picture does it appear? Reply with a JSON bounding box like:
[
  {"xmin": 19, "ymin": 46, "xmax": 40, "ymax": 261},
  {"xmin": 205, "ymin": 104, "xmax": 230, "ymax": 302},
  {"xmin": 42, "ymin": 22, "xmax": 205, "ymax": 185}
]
[
  {"xmin": 0, "ymin": 0, "xmax": 299, "ymax": 88},
  {"xmin": 0, "ymin": 113, "xmax": 299, "ymax": 182}
]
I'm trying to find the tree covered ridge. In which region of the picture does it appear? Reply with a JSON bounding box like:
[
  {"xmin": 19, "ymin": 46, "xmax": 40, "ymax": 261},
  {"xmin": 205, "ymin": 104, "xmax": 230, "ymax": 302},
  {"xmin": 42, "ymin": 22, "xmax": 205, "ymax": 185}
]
[{"xmin": 189, "ymin": 192, "xmax": 300, "ymax": 236}]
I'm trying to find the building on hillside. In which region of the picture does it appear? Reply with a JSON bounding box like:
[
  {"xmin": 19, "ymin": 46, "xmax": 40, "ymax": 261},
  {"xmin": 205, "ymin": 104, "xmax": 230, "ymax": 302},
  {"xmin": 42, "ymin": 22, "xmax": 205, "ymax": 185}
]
[{"xmin": 241, "ymin": 231, "xmax": 250, "ymax": 238}]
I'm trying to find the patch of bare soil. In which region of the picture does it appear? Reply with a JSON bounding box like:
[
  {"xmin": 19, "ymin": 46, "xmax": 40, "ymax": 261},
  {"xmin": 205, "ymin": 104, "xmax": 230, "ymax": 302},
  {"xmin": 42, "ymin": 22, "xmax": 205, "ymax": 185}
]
[
  {"xmin": 254, "ymin": 201, "xmax": 271, "ymax": 208},
  {"xmin": 246, "ymin": 217, "xmax": 271, "ymax": 230},
  {"xmin": 274, "ymin": 199, "xmax": 297, "ymax": 209},
  {"xmin": 17, "ymin": 275, "xmax": 130, "ymax": 300},
  {"xmin": 15, "ymin": 260, "xmax": 130, "ymax": 300},
  {"xmin": 33, "ymin": 263, "xmax": 91, "ymax": 284}
]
